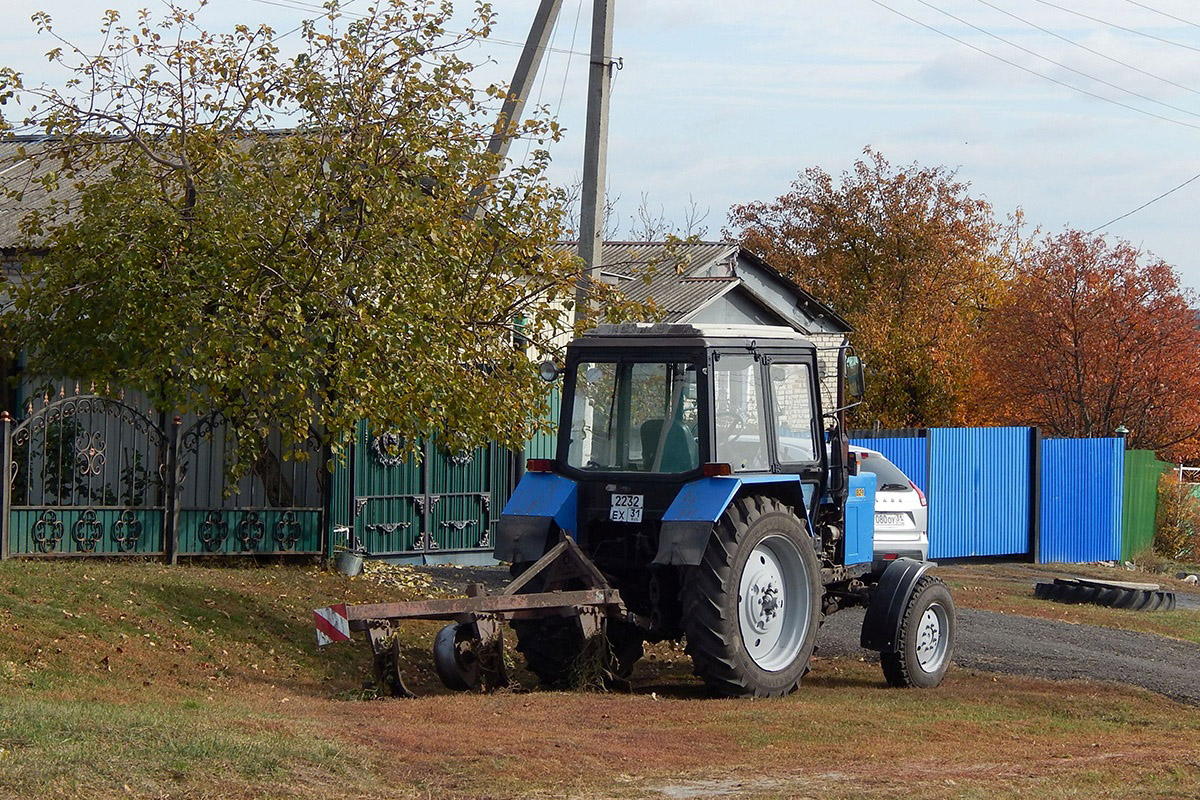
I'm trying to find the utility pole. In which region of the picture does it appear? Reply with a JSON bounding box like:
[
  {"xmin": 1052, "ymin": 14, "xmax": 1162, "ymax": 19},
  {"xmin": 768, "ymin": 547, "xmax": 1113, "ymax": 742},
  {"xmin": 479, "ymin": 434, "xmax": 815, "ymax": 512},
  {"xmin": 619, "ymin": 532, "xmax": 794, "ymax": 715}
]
[
  {"xmin": 495, "ymin": 0, "xmax": 614, "ymax": 325},
  {"xmin": 574, "ymin": 0, "xmax": 615, "ymax": 325},
  {"xmin": 486, "ymin": 0, "xmax": 565, "ymax": 164}
]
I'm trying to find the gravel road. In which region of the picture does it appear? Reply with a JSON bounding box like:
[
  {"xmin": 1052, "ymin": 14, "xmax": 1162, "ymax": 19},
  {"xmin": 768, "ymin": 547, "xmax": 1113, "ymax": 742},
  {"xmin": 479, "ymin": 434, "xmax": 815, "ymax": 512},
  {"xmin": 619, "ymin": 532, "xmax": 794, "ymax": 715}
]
[
  {"xmin": 816, "ymin": 606, "xmax": 1200, "ymax": 706},
  {"xmin": 421, "ymin": 565, "xmax": 1200, "ymax": 706}
]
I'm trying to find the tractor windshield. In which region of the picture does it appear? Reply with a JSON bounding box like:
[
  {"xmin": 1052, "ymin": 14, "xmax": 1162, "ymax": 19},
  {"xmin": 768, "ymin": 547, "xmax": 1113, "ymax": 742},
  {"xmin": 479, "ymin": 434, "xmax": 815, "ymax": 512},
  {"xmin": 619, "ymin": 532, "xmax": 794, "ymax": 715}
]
[{"xmin": 565, "ymin": 359, "xmax": 700, "ymax": 473}]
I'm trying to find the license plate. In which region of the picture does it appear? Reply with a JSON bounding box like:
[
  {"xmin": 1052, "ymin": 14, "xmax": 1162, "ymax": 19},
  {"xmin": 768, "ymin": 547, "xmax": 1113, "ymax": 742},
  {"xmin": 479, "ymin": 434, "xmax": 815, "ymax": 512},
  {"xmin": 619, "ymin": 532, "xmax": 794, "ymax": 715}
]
[
  {"xmin": 610, "ymin": 493, "xmax": 644, "ymax": 523},
  {"xmin": 875, "ymin": 512, "xmax": 907, "ymax": 527}
]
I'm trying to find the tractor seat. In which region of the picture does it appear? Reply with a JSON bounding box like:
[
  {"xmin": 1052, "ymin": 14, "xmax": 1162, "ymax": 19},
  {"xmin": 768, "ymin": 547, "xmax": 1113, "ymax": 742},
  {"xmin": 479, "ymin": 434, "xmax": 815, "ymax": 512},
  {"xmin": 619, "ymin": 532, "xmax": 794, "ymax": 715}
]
[{"xmin": 640, "ymin": 419, "xmax": 698, "ymax": 473}]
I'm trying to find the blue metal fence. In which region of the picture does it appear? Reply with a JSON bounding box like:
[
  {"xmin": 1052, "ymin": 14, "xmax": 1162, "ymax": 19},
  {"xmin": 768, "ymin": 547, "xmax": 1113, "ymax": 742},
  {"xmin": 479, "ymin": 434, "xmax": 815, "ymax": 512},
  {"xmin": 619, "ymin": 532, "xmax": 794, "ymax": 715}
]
[
  {"xmin": 1038, "ymin": 437, "xmax": 1124, "ymax": 563},
  {"xmin": 928, "ymin": 427, "xmax": 1033, "ymax": 559},
  {"xmin": 853, "ymin": 428, "xmax": 1125, "ymax": 564},
  {"xmin": 851, "ymin": 437, "xmax": 927, "ymax": 493}
]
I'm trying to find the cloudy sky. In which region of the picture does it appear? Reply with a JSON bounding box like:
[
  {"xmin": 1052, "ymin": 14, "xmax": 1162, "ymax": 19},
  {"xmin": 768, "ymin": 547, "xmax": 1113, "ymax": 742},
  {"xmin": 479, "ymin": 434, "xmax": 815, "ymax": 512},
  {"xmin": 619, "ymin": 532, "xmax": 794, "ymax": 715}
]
[{"xmin": 3, "ymin": 0, "xmax": 1199, "ymax": 289}]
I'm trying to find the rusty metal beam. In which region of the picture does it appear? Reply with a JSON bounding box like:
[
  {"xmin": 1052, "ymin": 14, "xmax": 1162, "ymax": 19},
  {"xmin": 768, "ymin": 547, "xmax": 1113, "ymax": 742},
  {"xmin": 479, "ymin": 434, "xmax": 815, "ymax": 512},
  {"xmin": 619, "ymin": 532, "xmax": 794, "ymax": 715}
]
[{"xmin": 345, "ymin": 588, "xmax": 622, "ymax": 624}]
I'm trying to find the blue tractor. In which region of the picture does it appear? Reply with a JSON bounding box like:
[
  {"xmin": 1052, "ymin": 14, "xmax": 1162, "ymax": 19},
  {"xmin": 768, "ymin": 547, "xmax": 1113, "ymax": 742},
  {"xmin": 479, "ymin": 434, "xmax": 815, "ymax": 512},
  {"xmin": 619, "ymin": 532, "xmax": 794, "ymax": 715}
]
[
  {"xmin": 495, "ymin": 323, "xmax": 955, "ymax": 696},
  {"xmin": 317, "ymin": 323, "xmax": 954, "ymax": 697}
]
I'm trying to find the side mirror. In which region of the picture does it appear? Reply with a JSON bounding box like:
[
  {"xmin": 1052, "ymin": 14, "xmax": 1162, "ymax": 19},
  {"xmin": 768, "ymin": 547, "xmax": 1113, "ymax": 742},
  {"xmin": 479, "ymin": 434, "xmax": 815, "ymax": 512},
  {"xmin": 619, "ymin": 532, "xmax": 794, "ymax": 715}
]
[
  {"xmin": 538, "ymin": 360, "xmax": 562, "ymax": 382},
  {"xmin": 845, "ymin": 354, "xmax": 866, "ymax": 400}
]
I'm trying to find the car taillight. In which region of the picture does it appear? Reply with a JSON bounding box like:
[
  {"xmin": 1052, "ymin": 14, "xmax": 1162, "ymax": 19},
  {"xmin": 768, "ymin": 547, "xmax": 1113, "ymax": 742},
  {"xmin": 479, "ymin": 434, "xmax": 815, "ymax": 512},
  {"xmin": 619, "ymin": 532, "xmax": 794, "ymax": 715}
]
[
  {"xmin": 526, "ymin": 458, "xmax": 555, "ymax": 473},
  {"xmin": 703, "ymin": 462, "xmax": 733, "ymax": 477},
  {"xmin": 882, "ymin": 553, "xmax": 898, "ymax": 560},
  {"xmin": 910, "ymin": 480, "xmax": 927, "ymax": 507}
]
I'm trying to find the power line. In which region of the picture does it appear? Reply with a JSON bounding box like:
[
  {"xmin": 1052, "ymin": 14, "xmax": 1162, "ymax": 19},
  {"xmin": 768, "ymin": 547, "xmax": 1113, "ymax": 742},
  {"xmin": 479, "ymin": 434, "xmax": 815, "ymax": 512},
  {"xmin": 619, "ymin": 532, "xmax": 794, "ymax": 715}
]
[
  {"xmin": 864, "ymin": 0, "xmax": 1200, "ymax": 132},
  {"xmin": 971, "ymin": 0, "xmax": 1200, "ymax": 98},
  {"xmin": 1089, "ymin": 171, "xmax": 1200, "ymax": 232},
  {"xmin": 555, "ymin": 0, "xmax": 586, "ymax": 114},
  {"xmin": 1118, "ymin": 0, "xmax": 1200, "ymax": 31},
  {"xmin": 248, "ymin": 0, "xmax": 594, "ymax": 58},
  {"xmin": 1028, "ymin": 0, "xmax": 1200, "ymax": 54},
  {"xmin": 916, "ymin": 0, "xmax": 1200, "ymax": 120}
]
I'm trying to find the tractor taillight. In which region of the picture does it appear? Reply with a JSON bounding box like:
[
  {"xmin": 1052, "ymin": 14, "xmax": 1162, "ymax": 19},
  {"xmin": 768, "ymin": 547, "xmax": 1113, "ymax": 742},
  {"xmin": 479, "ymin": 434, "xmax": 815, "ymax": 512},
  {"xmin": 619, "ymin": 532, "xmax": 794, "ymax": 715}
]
[
  {"xmin": 526, "ymin": 458, "xmax": 555, "ymax": 473},
  {"xmin": 703, "ymin": 462, "xmax": 733, "ymax": 477},
  {"xmin": 910, "ymin": 480, "xmax": 927, "ymax": 507}
]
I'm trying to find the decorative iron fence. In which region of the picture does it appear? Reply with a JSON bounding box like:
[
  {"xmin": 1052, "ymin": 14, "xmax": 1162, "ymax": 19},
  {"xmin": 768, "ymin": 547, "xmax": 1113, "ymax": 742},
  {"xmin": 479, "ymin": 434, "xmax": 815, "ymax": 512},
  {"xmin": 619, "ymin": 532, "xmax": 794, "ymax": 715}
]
[
  {"xmin": 327, "ymin": 421, "xmax": 515, "ymax": 564},
  {"xmin": 1, "ymin": 393, "xmax": 325, "ymax": 560}
]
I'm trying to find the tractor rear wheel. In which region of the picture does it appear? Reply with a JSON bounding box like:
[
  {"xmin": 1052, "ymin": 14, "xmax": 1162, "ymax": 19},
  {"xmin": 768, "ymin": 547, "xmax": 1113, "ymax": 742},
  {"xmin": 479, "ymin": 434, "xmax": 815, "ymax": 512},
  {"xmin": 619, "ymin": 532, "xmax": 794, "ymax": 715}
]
[
  {"xmin": 681, "ymin": 495, "xmax": 821, "ymax": 698},
  {"xmin": 507, "ymin": 562, "xmax": 645, "ymax": 689}
]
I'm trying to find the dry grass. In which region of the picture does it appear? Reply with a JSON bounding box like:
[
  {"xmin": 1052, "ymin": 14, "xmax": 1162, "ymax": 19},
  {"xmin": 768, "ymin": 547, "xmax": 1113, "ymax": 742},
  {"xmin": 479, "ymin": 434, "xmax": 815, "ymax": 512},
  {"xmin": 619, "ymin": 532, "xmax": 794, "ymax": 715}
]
[
  {"xmin": 1, "ymin": 559, "xmax": 1198, "ymax": 799},
  {"xmin": 939, "ymin": 560, "xmax": 1200, "ymax": 646}
]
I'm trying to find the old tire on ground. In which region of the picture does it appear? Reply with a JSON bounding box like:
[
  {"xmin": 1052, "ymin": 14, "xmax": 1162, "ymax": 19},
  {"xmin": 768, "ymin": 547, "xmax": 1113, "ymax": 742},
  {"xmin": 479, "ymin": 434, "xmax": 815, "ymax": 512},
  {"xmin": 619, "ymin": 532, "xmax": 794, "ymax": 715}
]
[
  {"xmin": 433, "ymin": 622, "xmax": 481, "ymax": 691},
  {"xmin": 681, "ymin": 495, "xmax": 821, "ymax": 698},
  {"xmin": 880, "ymin": 574, "xmax": 955, "ymax": 689},
  {"xmin": 1034, "ymin": 580, "xmax": 1176, "ymax": 612}
]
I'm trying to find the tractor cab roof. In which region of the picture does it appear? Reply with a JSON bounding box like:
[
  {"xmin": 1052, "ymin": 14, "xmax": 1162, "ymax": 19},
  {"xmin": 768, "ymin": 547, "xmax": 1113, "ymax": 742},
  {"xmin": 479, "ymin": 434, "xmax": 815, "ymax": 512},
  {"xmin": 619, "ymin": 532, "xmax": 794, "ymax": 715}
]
[{"xmin": 577, "ymin": 323, "xmax": 817, "ymax": 352}]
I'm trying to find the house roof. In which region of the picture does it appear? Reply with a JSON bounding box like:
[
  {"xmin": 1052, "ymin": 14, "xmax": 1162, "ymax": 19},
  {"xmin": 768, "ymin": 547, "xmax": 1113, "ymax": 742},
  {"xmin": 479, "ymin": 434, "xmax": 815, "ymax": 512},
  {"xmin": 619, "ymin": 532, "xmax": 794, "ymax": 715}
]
[
  {"xmin": 551, "ymin": 240, "xmax": 851, "ymax": 333},
  {"xmin": 0, "ymin": 137, "xmax": 78, "ymax": 252},
  {"xmin": 551, "ymin": 241, "xmax": 740, "ymax": 322}
]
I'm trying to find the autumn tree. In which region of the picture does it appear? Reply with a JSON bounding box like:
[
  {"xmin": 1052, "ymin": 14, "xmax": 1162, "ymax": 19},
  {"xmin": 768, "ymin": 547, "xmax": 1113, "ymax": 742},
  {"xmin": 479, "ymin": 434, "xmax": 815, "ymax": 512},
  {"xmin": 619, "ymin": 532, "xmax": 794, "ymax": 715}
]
[
  {"xmin": 974, "ymin": 229, "xmax": 1200, "ymax": 457},
  {"xmin": 0, "ymin": 0, "xmax": 597, "ymax": 470},
  {"xmin": 727, "ymin": 148, "xmax": 1014, "ymax": 428}
]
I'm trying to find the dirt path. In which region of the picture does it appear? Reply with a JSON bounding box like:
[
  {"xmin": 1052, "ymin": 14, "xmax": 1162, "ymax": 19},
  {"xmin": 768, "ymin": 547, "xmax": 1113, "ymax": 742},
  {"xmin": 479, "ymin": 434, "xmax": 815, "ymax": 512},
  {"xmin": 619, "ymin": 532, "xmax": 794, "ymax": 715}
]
[{"xmin": 817, "ymin": 606, "xmax": 1200, "ymax": 706}]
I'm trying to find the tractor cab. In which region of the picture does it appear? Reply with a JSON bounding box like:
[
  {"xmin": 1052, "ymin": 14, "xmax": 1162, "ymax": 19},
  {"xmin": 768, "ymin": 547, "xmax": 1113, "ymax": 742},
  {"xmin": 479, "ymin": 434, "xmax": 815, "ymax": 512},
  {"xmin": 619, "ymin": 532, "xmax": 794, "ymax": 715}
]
[
  {"xmin": 560, "ymin": 323, "xmax": 827, "ymax": 482},
  {"xmin": 539, "ymin": 323, "xmax": 841, "ymax": 572}
]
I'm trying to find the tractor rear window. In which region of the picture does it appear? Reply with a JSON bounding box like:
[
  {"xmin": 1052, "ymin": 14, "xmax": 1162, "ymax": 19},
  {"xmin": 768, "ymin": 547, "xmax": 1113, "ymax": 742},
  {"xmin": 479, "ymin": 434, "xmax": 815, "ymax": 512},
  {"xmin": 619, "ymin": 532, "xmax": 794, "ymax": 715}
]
[{"xmin": 566, "ymin": 360, "xmax": 699, "ymax": 473}]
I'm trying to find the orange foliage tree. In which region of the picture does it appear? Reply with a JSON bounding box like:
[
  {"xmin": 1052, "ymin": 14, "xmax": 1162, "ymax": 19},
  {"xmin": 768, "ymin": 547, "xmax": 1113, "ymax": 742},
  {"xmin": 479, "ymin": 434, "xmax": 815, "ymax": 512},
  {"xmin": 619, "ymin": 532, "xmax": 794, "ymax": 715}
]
[
  {"xmin": 727, "ymin": 148, "xmax": 1014, "ymax": 428},
  {"xmin": 974, "ymin": 229, "xmax": 1200, "ymax": 457}
]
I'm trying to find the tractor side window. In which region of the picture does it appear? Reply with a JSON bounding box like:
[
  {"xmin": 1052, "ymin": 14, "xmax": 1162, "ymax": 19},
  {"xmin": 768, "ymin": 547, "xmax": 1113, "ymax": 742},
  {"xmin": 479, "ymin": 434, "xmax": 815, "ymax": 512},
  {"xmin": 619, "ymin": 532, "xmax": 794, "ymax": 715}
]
[
  {"xmin": 769, "ymin": 362, "xmax": 818, "ymax": 464},
  {"xmin": 568, "ymin": 361, "xmax": 619, "ymax": 470},
  {"xmin": 713, "ymin": 355, "xmax": 769, "ymax": 472}
]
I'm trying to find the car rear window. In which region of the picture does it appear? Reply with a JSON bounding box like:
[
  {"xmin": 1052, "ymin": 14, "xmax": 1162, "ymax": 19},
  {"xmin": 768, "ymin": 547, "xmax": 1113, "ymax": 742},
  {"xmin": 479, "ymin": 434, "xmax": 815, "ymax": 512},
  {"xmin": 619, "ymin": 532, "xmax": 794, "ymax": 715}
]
[{"xmin": 857, "ymin": 453, "xmax": 912, "ymax": 490}]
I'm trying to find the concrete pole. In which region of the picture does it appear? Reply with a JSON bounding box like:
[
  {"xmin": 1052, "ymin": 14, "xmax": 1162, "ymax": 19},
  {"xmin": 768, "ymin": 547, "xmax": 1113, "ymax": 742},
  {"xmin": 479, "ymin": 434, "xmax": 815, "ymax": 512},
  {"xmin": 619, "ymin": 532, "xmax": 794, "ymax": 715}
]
[
  {"xmin": 575, "ymin": 0, "xmax": 615, "ymax": 326},
  {"xmin": 486, "ymin": 0, "xmax": 565, "ymax": 164}
]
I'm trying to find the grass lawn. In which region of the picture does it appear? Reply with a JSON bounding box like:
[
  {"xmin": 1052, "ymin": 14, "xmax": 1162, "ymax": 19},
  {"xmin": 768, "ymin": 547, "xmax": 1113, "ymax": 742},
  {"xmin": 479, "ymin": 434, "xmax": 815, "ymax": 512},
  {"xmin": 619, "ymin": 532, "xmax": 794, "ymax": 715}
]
[{"xmin": 1, "ymin": 559, "xmax": 1198, "ymax": 799}]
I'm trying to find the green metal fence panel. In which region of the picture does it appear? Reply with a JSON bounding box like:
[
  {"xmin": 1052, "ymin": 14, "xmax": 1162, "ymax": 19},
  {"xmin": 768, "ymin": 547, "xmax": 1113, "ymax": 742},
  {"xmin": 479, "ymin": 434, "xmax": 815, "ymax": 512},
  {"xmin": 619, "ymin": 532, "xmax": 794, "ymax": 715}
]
[
  {"xmin": 342, "ymin": 421, "xmax": 513, "ymax": 560},
  {"xmin": 5, "ymin": 395, "xmax": 170, "ymax": 558},
  {"xmin": 1122, "ymin": 449, "xmax": 1170, "ymax": 560},
  {"xmin": 525, "ymin": 386, "xmax": 560, "ymax": 460},
  {"xmin": 328, "ymin": 444, "xmax": 353, "ymax": 557},
  {"xmin": 176, "ymin": 509, "xmax": 321, "ymax": 555},
  {"xmin": 8, "ymin": 507, "xmax": 164, "ymax": 556},
  {"xmin": 4, "ymin": 394, "xmax": 326, "ymax": 560}
]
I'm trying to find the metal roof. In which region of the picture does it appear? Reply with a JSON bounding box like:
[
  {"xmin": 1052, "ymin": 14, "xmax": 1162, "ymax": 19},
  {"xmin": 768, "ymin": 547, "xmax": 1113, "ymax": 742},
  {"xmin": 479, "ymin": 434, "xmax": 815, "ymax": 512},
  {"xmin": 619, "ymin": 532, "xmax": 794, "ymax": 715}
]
[
  {"xmin": 0, "ymin": 138, "xmax": 83, "ymax": 251},
  {"xmin": 549, "ymin": 241, "xmax": 739, "ymax": 322},
  {"xmin": 585, "ymin": 322, "xmax": 808, "ymax": 340}
]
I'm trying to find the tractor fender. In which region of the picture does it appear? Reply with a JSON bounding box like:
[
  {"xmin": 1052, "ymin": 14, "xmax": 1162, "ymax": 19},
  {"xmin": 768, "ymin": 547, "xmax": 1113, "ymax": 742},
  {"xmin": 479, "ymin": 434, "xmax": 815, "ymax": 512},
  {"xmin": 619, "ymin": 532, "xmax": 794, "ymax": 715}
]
[
  {"xmin": 494, "ymin": 473, "xmax": 578, "ymax": 564},
  {"xmin": 860, "ymin": 557, "xmax": 936, "ymax": 653},
  {"xmin": 653, "ymin": 475, "xmax": 813, "ymax": 566}
]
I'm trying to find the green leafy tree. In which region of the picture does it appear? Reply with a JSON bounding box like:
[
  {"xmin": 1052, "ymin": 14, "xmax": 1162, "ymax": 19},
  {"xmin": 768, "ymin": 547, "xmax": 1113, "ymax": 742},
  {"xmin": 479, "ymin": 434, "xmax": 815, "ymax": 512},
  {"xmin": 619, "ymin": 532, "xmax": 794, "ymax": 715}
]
[
  {"xmin": 0, "ymin": 0, "xmax": 602, "ymax": 472},
  {"xmin": 727, "ymin": 148, "xmax": 1017, "ymax": 428}
]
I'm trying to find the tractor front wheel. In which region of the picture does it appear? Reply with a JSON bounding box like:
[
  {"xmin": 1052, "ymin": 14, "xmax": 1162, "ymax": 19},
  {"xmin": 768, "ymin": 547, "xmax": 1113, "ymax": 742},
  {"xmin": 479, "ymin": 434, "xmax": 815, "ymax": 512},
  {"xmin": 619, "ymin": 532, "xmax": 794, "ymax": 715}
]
[
  {"xmin": 880, "ymin": 575, "xmax": 955, "ymax": 688},
  {"xmin": 682, "ymin": 495, "xmax": 821, "ymax": 698}
]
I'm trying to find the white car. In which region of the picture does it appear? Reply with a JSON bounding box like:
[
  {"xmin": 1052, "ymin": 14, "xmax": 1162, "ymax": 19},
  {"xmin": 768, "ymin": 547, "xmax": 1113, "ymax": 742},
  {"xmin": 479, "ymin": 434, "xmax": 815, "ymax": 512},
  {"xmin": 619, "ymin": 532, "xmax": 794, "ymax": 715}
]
[{"xmin": 853, "ymin": 446, "xmax": 929, "ymax": 561}]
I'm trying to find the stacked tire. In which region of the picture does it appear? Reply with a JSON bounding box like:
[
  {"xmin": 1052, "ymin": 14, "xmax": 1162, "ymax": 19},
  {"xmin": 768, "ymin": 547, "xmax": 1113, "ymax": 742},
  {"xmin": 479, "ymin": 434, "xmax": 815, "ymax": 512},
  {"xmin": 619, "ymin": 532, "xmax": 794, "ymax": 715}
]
[{"xmin": 1035, "ymin": 577, "xmax": 1176, "ymax": 612}]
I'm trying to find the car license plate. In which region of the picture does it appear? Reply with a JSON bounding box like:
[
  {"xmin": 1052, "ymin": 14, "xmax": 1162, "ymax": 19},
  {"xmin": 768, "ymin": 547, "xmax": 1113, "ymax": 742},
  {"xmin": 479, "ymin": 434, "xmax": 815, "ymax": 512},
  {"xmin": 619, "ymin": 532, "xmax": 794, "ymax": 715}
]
[
  {"xmin": 610, "ymin": 493, "xmax": 644, "ymax": 523},
  {"xmin": 875, "ymin": 512, "xmax": 906, "ymax": 527}
]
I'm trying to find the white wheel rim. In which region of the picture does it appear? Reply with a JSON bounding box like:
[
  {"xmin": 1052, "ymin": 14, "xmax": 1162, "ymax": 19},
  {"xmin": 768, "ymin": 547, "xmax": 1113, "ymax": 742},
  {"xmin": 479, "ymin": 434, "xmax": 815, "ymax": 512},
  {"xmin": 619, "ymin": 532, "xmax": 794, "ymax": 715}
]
[
  {"xmin": 915, "ymin": 602, "xmax": 949, "ymax": 673},
  {"xmin": 737, "ymin": 534, "xmax": 811, "ymax": 672}
]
